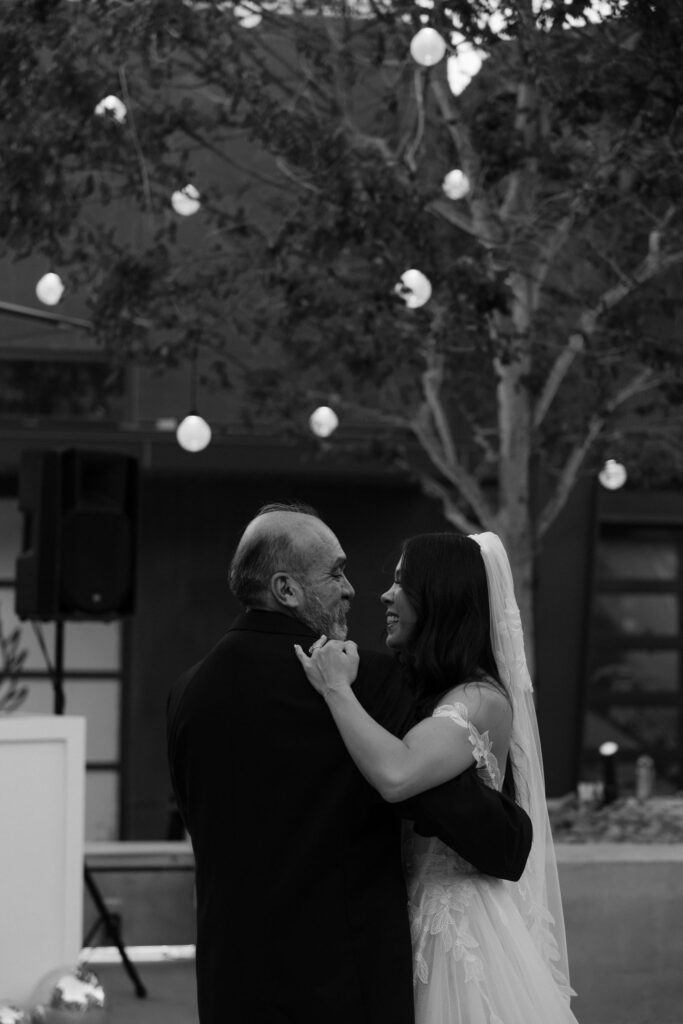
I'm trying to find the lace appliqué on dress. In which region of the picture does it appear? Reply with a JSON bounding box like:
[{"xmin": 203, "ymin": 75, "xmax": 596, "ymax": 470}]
[
  {"xmin": 408, "ymin": 701, "xmax": 508, "ymax": 1024},
  {"xmin": 433, "ymin": 702, "xmax": 503, "ymax": 792},
  {"xmin": 410, "ymin": 878, "xmax": 483, "ymax": 985}
]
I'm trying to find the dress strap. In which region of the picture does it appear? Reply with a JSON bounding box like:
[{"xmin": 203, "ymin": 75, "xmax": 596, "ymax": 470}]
[{"xmin": 433, "ymin": 703, "xmax": 502, "ymax": 791}]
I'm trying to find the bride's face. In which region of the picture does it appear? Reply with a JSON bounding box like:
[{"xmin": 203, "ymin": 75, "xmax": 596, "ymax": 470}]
[{"xmin": 381, "ymin": 558, "xmax": 418, "ymax": 651}]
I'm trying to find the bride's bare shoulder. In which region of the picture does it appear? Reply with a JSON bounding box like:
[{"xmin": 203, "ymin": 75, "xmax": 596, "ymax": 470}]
[{"xmin": 438, "ymin": 679, "xmax": 512, "ymax": 732}]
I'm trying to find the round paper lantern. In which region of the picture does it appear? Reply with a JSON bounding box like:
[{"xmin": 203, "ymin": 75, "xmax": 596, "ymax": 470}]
[
  {"xmin": 409, "ymin": 27, "xmax": 446, "ymax": 67},
  {"xmin": 93, "ymin": 95, "xmax": 127, "ymax": 123},
  {"xmin": 171, "ymin": 184, "xmax": 201, "ymax": 217},
  {"xmin": 394, "ymin": 268, "xmax": 432, "ymax": 309},
  {"xmin": 447, "ymin": 61, "xmax": 472, "ymax": 97},
  {"xmin": 457, "ymin": 46, "xmax": 483, "ymax": 77},
  {"xmin": 442, "ymin": 169, "xmax": 470, "ymax": 200},
  {"xmin": 309, "ymin": 406, "xmax": 339, "ymax": 438},
  {"xmin": 598, "ymin": 459, "xmax": 627, "ymax": 490},
  {"xmin": 35, "ymin": 273, "xmax": 64, "ymax": 306},
  {"xmin": 176, "ymin": 414, "xmax": 212, "ymax": 452},
  {"xmin": 234, "ymin": 4, "xmax": 262, "ymax": 27}
]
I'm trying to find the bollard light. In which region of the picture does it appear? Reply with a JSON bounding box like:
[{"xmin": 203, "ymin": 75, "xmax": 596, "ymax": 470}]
[{"xmin": 599, "ymin": 740, "xmax": 619, "ymax": 805}]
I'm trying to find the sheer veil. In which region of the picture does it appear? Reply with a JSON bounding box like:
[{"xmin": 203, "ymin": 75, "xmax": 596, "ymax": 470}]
[{"xmin": 469, "ymin": 532, "xmax": 575, "ymax": 1001}]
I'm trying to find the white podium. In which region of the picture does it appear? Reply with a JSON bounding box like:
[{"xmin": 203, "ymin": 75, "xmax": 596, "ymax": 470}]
[{"xmin": 0, "ymin": 715, "xmax": 85, "ymax": 1005}]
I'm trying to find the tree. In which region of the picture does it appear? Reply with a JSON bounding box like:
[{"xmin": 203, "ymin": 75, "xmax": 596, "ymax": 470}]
[{"xmin": 1, "ymin": 0, "xmax": 682, "ymax": 656}]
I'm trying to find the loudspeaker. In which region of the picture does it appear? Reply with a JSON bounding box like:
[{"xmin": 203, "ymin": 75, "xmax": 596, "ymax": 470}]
[{"xmin": 15, "ymin": 448, "xmax": 139, "ymax": 620}]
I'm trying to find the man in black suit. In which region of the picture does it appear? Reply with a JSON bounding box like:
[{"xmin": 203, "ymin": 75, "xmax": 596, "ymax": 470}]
[{"xmin": 167, "ymin": 503, "xmax": 532, "ymax": 1024}]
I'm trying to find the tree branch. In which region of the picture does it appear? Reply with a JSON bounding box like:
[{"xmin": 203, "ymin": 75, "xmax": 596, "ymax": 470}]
[
  {"xmin": 534, "ymin": 217, "xmax": 683, "ymax": 430},
  {"xmin": 533, "ymin": 332, "xmax": 584, "ymax": 429},
  {"xmin": 410, "ymin": 408, "xmax": 495, "ymax": 526},
  {"xmin": 404, "ymin": 469, "xmax": 482, "ymax": 534},
  {"xmin": 427, "ymin": 196, "xmax": 478, "ymax": 237},
  {"xmin": 428, "ymin": 75, "xmax": 502, "ymax": 249},
  {"xmin": 118, "ymin": 66, "xmax": 154, "ymax": 223},
  {"xmin": 591, "ymin": 232, "xmax": 683, "ymax": 319},
  {"xmin": 537, "ymin": 367, "xmax": 662, "ymax": 537},
  {"xmin": 403, "ymin": 68, "xmax": 427, "ymax": 173},
  {"xmin": 500, "ymin": 80, "xmax": 537, "ymax": 223}
]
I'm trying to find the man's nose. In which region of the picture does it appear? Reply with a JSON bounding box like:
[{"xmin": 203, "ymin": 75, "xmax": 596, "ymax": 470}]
[{"xmin": 342, "ymin": 574, "xmax": 355, "ymax": 599}]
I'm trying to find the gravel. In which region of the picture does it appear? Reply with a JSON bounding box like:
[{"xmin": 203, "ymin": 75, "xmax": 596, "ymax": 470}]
[{"xmin": 548, "ymin": 796, "xmax": 683, "ymax": 843}]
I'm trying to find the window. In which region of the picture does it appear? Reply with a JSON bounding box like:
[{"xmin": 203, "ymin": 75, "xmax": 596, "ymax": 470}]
[
  {"xmin": 0, "ymin": 497, "xmax": 124, "ymax": 839},
  {"xmin": 0, "ymin": 358, "xmax": 124, "ymax": 422},
  {"xmin": 581, "ymin": 527, "xmax": 682, "ymax": 794}
]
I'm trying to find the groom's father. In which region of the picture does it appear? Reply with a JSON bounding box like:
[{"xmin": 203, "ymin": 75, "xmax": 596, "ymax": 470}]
[{"xmin": 167, "ymin": 502, "xmax": 532, "ymax": 1024}]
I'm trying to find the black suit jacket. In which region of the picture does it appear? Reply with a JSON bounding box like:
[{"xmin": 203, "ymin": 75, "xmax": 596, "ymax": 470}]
[{"xmin": 167, "ymin": 611, "xmax": 532, "ymax": 1024}]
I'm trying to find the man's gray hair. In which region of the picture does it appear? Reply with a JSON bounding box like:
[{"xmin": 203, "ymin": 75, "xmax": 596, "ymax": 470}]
[{"xmin": 228, "ymin": 502, "xmax": 320, "ymax": 608}]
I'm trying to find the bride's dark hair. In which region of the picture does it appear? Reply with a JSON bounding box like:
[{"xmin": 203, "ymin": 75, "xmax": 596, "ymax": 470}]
[{"xmin": 398, "ymin": 532, "xmax": 517, "ymax": 799}]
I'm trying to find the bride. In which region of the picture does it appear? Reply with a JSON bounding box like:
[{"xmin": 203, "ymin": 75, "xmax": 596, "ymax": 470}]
[{"xmin": 295, "ymin": 531, "xmax": 580, "ymax": 1024}]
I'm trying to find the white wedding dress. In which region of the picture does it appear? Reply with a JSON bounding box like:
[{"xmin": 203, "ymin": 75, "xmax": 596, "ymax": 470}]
[{"xmin": 405, "ymin": 701, "xmax": 580, "ymax": 1024}]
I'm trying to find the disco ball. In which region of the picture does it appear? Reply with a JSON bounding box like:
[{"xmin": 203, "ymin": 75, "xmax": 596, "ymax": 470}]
[
  {"xmin": 0, "ymin": 1004, "xmax": 31, "ymax": 1024},
  {"xmin": 30, "ymin": 965, "xmax": 105, "ymax": 1024}
]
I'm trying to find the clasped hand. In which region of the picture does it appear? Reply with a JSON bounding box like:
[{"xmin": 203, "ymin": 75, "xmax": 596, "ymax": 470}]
[{"xmin": 294, "ymin": 635, "xmax": 359, "ymax": 697}]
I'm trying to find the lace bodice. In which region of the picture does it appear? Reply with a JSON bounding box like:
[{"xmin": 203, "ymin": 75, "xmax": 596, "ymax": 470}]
[
  {"xmin": 403, "ymin": 699, "xmax": 504, "ymax": 885},
  {"xmin": 405, "ymin": 699, "xmax": 575, "ymax": 1013}
]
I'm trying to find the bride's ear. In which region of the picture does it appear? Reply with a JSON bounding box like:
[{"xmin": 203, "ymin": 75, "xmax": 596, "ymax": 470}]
[{"xmin": 270, "ymin": 572, "xmax": 304, "ymax": 609}]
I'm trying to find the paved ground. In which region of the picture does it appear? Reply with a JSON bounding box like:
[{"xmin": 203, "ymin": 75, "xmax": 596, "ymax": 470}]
[
  {"xmin": 89, "ymin": 960, "xmax": 198, "ymax": 1024},
  {"xmin": 91, "ymin": 957, "xmax": 683, "ymax": 1024}
]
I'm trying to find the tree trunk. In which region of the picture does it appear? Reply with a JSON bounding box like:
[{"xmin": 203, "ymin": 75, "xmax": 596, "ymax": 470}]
[{"xmin": 494, "ymin": 283, "xmax": 536, "ymax": 674}]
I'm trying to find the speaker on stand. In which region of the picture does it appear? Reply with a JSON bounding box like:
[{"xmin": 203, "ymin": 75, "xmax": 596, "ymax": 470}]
[{"xmin": 14, "ymin": 448, "xmax": 147, "ymax": 998}]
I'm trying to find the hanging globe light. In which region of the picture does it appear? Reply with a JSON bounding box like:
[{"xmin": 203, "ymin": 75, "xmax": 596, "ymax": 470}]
[
  {"xmin": 457, "ymin": 46, "xmax": 484, "ymax": 77},
  {"xmin": 176, "ymin": 414, "xmax": 212, "ymax": 452},
  {"xmin": 171, "ymin": 184, "xmax": 201, "ymax": 216},
  {"xmin": 234, "ymin": 3, "xmax": 262, "ymax": 27},
  {"xmin": 447, "ymin": 60, "xmax": 471, "ymax": 96},
  {"xmin": 394, "ymin": 268, "xmax": 432, "ymax": 309},
  {"xmin": 598, "ymin": 459, "xmax": 627, "ymax": 490},
  {"xmin": 35, "ymin": 272, "xmax": 65, "ymax": 305},
  {"xmin": 410, "ymin": 27, "xmax": 447, "ymax": 67},
  {"xmin": 309, "ymin": 406, "xmax": 339, "ymax": 438},
  {"xmin": 94, "ymin": 94, "xmax": 127, "ymax": 123},
  {"xmin": 488, "ymin": 10, "xmax": 512, "ymax": 37},
  {"xmin": 442, "ymin": 169, "xmax": 470, "ymax": 200}
]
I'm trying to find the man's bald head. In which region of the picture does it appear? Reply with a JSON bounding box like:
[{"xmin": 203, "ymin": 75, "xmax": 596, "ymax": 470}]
[
  {"xmin": 229, "ymin": 502, "xmax": 323, "ymax": 608},
  {"xmin": 228, "ymin": 501, "xmax": 353, "ymax": 638}
]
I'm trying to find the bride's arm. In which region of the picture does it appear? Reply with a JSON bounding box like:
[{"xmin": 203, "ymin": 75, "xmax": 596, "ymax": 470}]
[{"xmin": 294, "ymin": 640, "xmax": 504, "ymax": 802}]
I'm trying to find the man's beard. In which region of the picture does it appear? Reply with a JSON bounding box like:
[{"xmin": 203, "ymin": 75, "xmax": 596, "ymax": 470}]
[{"xmin": 298, "ymin": 591, "xmax": 349, "ymax": 641}]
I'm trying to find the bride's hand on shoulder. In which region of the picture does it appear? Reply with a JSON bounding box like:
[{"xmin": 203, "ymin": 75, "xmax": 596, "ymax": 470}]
[{"xmin": 294, "ymin": 636, "xmax": 360, "ymax": 698}]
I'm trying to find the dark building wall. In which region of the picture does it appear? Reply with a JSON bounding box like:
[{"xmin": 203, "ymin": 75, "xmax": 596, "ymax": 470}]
[
  {"xmin": 535, "ymin": 477, "xmax": 598, "ymax": 797},
  {"xmin": 123, "ymin": 468, "xmax": 606, "ymax": 834},
  {"xmin": 123, "ymin": 470, "xmax": 448, "ymax": 838}
]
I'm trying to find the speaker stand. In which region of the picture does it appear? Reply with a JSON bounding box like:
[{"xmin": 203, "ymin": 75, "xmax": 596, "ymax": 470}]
[
  {"xmin": 53, "ymin": 619, "xmax": 66, "ymax": 715},
  {"xmin": 83, "ymin": 865, "xmax": 147, "ymax": 998}
]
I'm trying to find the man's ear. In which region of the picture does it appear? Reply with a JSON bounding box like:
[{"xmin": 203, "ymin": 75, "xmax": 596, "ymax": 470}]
[{"xmin": 269, "ymin": 572, "xmax": 303, "ymax": 609}]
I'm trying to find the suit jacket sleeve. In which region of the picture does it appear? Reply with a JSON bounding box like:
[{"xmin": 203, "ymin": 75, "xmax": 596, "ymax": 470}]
[{"xmin": 356, "ymin": 651, "xmax": 532, "ymax": 882}]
